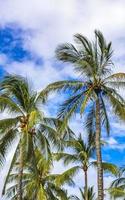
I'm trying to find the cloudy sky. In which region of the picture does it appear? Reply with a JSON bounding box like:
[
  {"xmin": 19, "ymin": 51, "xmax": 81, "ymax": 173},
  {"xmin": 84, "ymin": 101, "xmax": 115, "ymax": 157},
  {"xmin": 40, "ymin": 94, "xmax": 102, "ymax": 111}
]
[{"xmin": 1, "ymin": 0, "xmax": 125, "ymax": 199}]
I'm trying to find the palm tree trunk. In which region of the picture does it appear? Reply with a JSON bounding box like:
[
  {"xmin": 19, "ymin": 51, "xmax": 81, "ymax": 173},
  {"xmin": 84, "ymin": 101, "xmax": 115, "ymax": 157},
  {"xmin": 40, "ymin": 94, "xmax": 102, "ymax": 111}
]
[
  {"xmin": 18, "ymin": 141, "xmax": 23, "ymax": 200},
  {"xmin": 95, "ymin": 98, "xmax": 104, "ymax": 200},
  {"xmin": 84, "ymin": 169, "xmax": 88, "ymax": 200}
]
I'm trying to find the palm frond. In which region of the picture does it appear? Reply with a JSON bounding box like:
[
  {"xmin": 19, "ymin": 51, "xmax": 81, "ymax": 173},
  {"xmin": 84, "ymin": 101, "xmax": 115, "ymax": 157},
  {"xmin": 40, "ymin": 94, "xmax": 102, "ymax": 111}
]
[
  {"xmin": 0, "ymin": 95, "xmax": 23, "ymax": 114},
  {"xmin": 0, "ymin": 117, "xmax": 20, "ymax": 133},
  {"xmin": 53, "ymin": 152, "xmax": 77, "ymax": 165},
  {"xmin": 108, "ymin": 187, "xmax": 125, "ymax": 199},
  {"xmin": 91, "ymin": 161, "xmax": 118, "ymax": 175},
  {"xmin": 84, "ymin": 103, "xmax": 95, "ymax": 135},
  {"xmin": 2, "ymin": 143, "xmax": 19, "ymax": 195},
  {"xmin": 58, "ymin": 92, "xmax": 84, "ymax": 120},
  {"xmin": 100, "ymin": 96, "xmax": 110, "ymax": 135},
  {"xmin": 74, "ymin": 33, "xmax": 93, "ymax": 55},
  {"xmin": 104, "ymin": 73, "xmax": 125, "ymax": 82},
  {"xmin": 55, "ymin": 166, "xmax": 80, "ymax": 187},
  {"xmin": 105, "ymin": 88, "xmax": 125, "ymax": 120},
  {"xmin": 0, "ymin": 129, "xmax": 18, "ymax": 165},
  {"xmin": 55, "ymin": 43, "xmax": 80, "ymax": 63},
  {"xmin": 38, "ymin": 80, "xmax": 85, "ymax": 102},
  {"xmin": 111, "ymin": 177, "xmax": 125, "ymax": 188},
  {"xmin": 80, "ymin": 87, "xmax": 93, "ymax": 115}
]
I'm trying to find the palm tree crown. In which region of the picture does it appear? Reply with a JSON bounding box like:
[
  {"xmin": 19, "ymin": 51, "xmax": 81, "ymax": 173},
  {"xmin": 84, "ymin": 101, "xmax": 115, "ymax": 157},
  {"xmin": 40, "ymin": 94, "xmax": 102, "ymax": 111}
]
[
  {"xmin": 43, "ymin": 30, "xmax": 125, "ymax": 129},
  {"xmin": 55, "ymin": 133, "xmax": 117, "ymax": 199},
  {"xmin": 0, "ymin": 75, "xmax": 74, "ymax": 199},
  {"xmin": 4, "ymin": 148, "xmax": 78, "ymax": 200}
]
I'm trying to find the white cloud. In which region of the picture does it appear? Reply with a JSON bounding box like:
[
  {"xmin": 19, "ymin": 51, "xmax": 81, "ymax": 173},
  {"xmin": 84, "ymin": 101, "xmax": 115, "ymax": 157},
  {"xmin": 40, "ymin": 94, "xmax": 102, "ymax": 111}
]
[
  {"xmin": 105, "ymin": 136, "xmax": 125, "ymax": 151},
  {"xmin": 3, "ymin": 60, "xmax": 77, "ymax": 91},
  {"xmin": 107, "ymin": 142, "xmax": 125, "ymax": 151},
  {"xmin": 110, "ymin": 120, "xmax": 125, "ymax": 137},
  {"xmin": 69, "ymin": 114, "xmax": 84, "ymax": 136},
  {"xmin": 107, "ymin": 137, "xmax": 118, "ymax": 145},
  {"xmin": 0, "ymin": 54, "xmax": 8, "ymax": 66},
  {"xmin": 1, "ymin": 0, "xmax": 125, "ymax": 89},
  {"xmin": 0, "ymin": 0, "xmax": 125, "ymax": 59}
]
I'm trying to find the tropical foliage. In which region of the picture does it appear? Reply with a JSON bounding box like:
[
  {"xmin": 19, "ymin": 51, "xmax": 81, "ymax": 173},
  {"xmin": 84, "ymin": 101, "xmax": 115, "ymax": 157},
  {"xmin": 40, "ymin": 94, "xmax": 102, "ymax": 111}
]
[
  {"xmin": 4, "ymin": 148, "xmax": 77, "ymax": 200},
  {"xmin": 70, "ymin": 187, "xmax": 96, "ymax": 200},
  {"xmin": 0, "ymin": 75, "xmax": 74, "ymax": 200},
  {"xmin": 54, "ymin": 133, "xmax": 118, "ymax": 200},
  {"xmin": 0, "ymin": 30, "xmax": 125, "ymax": 200}
]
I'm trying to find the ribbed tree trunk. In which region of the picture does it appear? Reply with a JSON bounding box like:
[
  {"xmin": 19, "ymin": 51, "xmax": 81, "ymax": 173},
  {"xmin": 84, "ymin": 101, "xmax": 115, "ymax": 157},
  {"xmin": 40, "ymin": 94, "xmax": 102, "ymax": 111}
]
[
  {"xmin": 18, "ymin": 141, "xmax": 23, "ymax": 200},
  {"xmin": 84, "ymin": 169, "xmax": 88, "ymax": 200},
  {"xmin": 95, "ymin": 98, "xmax": 104, "ymax": 200}
]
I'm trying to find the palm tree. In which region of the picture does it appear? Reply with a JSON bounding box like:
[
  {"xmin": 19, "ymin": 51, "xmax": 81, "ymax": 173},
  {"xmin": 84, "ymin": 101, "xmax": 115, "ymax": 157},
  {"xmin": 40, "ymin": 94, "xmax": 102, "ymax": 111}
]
[
  {"xmin": 42, "ymin": 30, "xmax": 125, "ymax": 199},
  {"xmin": 0, "ymin": 75, "xmax": 74, "ymax": 200},
  {"xmin": 3, "ymin": 148, "xmax": 78, "ymax": 200},
  {"xmin": 70, "ymin": 187, "xmax": 96, "ymax": 200},
  {"xmin": 108, "ymin": 167, "xmax": 125, "ymax": 199},
  {"xmin": 54, "ymin": 133, "xmax": 118, "ymax": 200}
]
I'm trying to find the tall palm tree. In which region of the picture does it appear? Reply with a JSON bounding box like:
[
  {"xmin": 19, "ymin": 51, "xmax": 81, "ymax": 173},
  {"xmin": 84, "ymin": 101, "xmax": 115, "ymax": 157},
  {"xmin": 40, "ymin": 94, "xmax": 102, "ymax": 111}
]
[
  {"xmin": 54, "ymin": 134, "xmax": 118, "ymax": 200},
  {"xmin": 3, "ymin": 148, "xmax": 78, "ymax": 200},
  {"xmin": 42, "ymin": 30, "xmax": 125, "ymax": 199},
  {"xmin": 0, "ymin": 75, "xmax": 74, "ymax": 200},
  {"xmin": 54, "ymin": 133, "xmax": 94, "ymax": 200},
  {"xmin": 108, "ymin": 167, "xmax": 125, "ymax": 199}
]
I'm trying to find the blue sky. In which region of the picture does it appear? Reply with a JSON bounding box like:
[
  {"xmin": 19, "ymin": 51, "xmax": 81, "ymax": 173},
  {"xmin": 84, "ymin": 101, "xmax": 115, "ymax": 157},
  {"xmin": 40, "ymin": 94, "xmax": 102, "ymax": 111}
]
[{"xmin": 1, "ymin": 0, "xmax": 125, "ymax": 199}]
